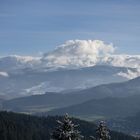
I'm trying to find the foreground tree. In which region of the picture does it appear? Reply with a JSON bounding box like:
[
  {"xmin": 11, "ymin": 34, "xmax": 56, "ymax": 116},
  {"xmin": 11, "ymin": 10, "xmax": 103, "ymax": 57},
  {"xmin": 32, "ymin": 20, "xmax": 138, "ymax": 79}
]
[
  {"xmin": 96, "ymin": 121, "xmax": 111, "ymax": 140},
  {"xmin": 51, "ymin": 114, "xmax": 83, "ymax": 140}
]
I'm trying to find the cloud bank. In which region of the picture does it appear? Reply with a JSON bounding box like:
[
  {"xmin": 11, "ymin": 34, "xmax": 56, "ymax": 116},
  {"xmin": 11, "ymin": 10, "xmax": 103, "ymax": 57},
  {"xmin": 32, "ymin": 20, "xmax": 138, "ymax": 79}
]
[
  {"xmin": 0, "ymin": 40, "xmax": 140, "ymax": 79},
  {"xmin": 0, "ymin": 55, "xmax": 41, "ymax": 71},
  {"xmin": 117, "ymin": 69, "xmax": 140, "ymax": 79},
  {"xmin": 41, "ymin": 39, "xmax": 140, "ymax": 79},
  {"xmin": 102, "ymin": 55, "xmax": 140, "ymax": 68},
  {"xmin": 42, "ymin": 40, "xmax": 115, "ymax": 68}
]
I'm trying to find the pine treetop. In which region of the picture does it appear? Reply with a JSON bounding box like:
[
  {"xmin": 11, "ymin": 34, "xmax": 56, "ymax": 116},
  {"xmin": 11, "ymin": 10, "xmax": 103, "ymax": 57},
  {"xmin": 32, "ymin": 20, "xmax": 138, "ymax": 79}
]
[{"xmin": 51, "ymin": 114, "xmax": 83, "ymax": 140}]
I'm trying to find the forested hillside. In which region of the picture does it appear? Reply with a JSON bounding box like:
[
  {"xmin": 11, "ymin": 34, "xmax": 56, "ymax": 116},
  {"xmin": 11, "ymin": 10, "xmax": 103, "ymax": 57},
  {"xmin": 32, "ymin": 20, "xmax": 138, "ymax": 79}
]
[
  {"xmin": 45, "ymin": 94, "xmax": 140, "ymax": 118},
  {"xmin": 108, "ymin": 112, "xmax": 140, "ymax": 135},
  {"xmin": 0, "ymin": 111, "xmax": 137, "ymax": 140}
]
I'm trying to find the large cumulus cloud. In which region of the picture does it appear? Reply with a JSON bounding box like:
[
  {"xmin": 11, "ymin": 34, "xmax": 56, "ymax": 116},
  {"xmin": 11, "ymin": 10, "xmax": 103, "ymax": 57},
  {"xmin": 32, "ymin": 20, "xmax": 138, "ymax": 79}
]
[
  {"xmin": 40, "ymin": 39, "xmax": 140, "ymax": 79},
  {"xmin": 42, "ymin": 40, "xmax": 115, "ymax": 68}
]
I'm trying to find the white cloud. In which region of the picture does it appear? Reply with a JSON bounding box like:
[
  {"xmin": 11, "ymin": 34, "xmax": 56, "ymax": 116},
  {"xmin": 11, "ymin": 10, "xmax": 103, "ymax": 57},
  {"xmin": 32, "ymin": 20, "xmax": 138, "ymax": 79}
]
[
  {"xmin": 102, "ymin": 55, "xmax": 140, "ymax": 68},
  {"xmin": 117, "ymin": 69, "xmax": 140, "ymax": 79},
  {"xmin": 0, "ymin": 55, "xmax": 41, "ymax": 71},
  {"xmin": 40, "ymin": 39, "xmax": 140, "ymax": 79},
  {"xmin": 0, "ymin": 40, "xmax": 140, "ymax": 79},
  {"xmin": 0, "ymin": 71, "xmax": 9, "ymax": 77},
  {"xmin": 42, "ymin": 40, "xmax": 115, "ymax": 67}
]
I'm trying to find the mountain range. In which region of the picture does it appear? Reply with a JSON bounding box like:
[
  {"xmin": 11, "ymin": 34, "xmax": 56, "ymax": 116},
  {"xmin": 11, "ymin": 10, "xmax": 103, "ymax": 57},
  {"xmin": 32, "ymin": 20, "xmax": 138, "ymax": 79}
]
[
  {"xmin": 46, "ymin": 94, "xmax": 140, "ymax": 119},
  {"xmin": 1, "ymin": 52, "xmax": 140, "ymax": 136},
  {"xmin": 2, "ymin": 77, "xmax": 140, "ymax": 115},
  {"xmin": 0, "ymin": 54, "xmax": 140, "ymax": 99}
]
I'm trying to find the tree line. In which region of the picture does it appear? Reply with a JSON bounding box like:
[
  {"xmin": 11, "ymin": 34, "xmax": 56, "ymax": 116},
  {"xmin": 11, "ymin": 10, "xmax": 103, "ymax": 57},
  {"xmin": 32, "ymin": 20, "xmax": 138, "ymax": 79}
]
[{"xmin": 0, "ymin": 111, "xmax": 137, "ymax": 140}]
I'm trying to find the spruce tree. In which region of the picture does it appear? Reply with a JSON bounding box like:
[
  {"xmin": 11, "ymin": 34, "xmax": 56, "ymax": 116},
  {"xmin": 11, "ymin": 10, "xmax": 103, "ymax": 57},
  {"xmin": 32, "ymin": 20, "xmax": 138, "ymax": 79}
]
[
  {"xmin": 51, "ymin": 114, "xmax": 83, "ymax": 140},
  {"xmin": 96, "ymin": 121, "xmax": 111, "ymax": 140}
]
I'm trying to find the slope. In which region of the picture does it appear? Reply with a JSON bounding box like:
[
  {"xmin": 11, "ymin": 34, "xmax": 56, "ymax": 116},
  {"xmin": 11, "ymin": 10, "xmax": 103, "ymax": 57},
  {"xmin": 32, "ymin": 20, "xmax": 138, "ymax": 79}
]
[{"xmin": 0, "ymin": 111, "xmax": 136, "ymax": 140}]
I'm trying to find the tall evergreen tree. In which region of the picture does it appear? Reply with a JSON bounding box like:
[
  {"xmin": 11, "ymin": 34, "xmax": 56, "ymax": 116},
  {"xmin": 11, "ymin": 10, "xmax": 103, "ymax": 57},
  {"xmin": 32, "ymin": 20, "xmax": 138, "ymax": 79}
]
[
  {"xmin": 96, "ymin": 121, "xmax": 111, "ymax": 140},
  {"xmin": 51, "ymin": 114, "xmax": 83, "ymax": 140}
]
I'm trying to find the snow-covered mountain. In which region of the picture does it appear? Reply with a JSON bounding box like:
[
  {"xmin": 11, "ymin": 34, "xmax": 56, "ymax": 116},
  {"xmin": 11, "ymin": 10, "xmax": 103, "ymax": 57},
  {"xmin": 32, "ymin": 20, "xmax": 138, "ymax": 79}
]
[
  {"xmin": 3, "ymin": 77, "xmax": 140, "ymax": 114},
  {"xmin": 0, "ymin": 64, "xmax": 139, "ymax": 99}
]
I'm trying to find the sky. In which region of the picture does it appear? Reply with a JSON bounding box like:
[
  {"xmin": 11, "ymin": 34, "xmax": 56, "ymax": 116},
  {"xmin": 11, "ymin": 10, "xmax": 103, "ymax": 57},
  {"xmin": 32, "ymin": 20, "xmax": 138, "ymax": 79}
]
[{"xmin": 0, "ymin": 0, "xmax": 140, "ymax": 56}]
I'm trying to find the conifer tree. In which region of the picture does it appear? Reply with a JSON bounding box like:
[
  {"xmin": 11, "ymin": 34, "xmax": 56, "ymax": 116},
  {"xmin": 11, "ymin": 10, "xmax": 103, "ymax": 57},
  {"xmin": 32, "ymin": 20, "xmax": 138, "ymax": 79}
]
[
  {"xmin": 51, "ymin": 114, "xmax": 83, "ymax": 140},
  {"xmin": 96, "ymin": 121, "xmax": 111, "ymax": 140}
]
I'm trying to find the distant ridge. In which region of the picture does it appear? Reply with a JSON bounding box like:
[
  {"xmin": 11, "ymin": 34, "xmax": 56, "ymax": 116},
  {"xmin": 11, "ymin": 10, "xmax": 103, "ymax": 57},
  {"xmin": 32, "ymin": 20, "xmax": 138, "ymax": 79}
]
[{"xmin": 2, "ymin": 77, "xmax": 140, "ymax": 114}]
